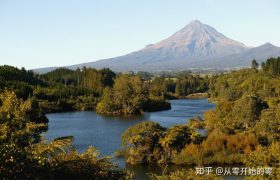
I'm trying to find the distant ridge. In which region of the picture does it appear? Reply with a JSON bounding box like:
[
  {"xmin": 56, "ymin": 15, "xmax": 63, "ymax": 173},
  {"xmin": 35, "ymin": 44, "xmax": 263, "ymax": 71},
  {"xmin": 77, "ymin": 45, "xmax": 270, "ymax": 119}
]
[
  {"xmin": 34, "ymin": 20, "xmax": 280, "ymax": 73},
  {"xmin": 186, "ymin": 43, "xmax": 280, "ymax": 69}
]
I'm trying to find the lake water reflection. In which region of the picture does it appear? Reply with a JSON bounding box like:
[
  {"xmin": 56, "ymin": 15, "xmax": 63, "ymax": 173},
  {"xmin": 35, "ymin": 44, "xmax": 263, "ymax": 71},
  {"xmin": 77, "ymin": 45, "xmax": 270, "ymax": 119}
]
[{"xmin": 45, "ymin": 99, "xmax": 216, "ymax": 179}]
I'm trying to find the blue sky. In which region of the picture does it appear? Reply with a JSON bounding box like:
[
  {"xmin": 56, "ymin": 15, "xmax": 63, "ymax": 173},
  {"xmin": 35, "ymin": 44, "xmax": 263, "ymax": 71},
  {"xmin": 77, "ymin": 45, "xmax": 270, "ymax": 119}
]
[{"xmin": 0, "ymin": 0, "xmax": 279, "ymax": 69}]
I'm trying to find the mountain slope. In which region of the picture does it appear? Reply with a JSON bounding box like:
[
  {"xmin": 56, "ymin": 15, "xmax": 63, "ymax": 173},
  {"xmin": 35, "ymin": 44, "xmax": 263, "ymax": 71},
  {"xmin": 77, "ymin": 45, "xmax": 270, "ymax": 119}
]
[
  {"xmin": 143, "ymin": 20, "xmax": 248, "ymax": 58},
  {"xmin": 34, "ymin": 20, "xmax": 280, "ymax": 73},
  {"xmin": 188, "ymin": 43, "xmax": 280, "ymax": 69},
  {"xmin": 67, "ymin": 20, "xmax": 249, "ymax": 71}
]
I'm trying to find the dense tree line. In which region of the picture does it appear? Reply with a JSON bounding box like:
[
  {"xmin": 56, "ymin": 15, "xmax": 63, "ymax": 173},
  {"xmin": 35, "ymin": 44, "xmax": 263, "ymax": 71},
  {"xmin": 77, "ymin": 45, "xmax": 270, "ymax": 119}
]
[
  {"xmin": 0, "ymin": 66, "xmax": 44, "ymax": 99},
  {"xmin": 0, "ymin": 65, "xmax": 43, "ymax": 86},
  {"xmin": 262, "ymin": 57, "xmax": 280, "ymax": 75},
  {"xmin": 0, "ymin": 65, "xmax": 209, "ymax": 116},
  {"xmin": 175, "ymin": 73, "xmax": 208, "ymax": 97},
  {"xmin": 149, "ymin": 73, "xmax": 209, "ymax": 99},
  {"xmin": 0, "ymin": 66, "xmax": 118, "ymax": 114}
]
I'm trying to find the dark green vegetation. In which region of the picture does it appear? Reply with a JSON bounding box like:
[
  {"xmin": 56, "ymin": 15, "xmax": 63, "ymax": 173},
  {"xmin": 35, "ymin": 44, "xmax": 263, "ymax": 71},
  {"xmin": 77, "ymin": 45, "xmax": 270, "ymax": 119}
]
[
  {"xmin": 121, "ymin": 58, "xmax": 280, "ymax": 179},
  {"xmin": 0, "ymin": 65, "xmax": 208, "ymax": 116},
  {"xmin": 148, "ymin": 73, "xmax": 208, "ymax": 99},
  {"xmin": 0, "ymin": 66, "xmax": 116, "ymax": 115},
  {"xmin": 33, "ymin": 67, "xmax": 116, "ymax": 113},
  {"xmin": 96, "ymin": 75, "xmax": 172, "ymax": 115},
  {"xmin": 262, "ymin": 57, "xmax": 280, "ymax": 75}
]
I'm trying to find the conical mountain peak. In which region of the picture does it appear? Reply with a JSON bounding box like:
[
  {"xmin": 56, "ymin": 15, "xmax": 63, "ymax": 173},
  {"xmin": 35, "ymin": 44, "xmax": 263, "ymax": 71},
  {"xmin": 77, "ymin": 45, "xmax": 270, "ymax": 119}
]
[
  {"xmin": 35, "ymin": 20, "xmax": 280, "ymax": 73},
  {"xmin": 262, "ymin": 42, "xmax": 276, "ymax": 47},
  {"xmin": 145, "ymin": 20, "xmax": 248, "ymax": 58},
  {"xmin": 189, "ymin": 19, "xmax": 203, "ymax": 25}
]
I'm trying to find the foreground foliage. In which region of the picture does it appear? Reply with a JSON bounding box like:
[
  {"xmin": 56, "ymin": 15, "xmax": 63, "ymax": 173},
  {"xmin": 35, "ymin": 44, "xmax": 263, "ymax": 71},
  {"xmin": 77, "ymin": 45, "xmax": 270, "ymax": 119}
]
[{"xmin": 0, "ymin": 91, "xmax": 131, "ymax": 179}]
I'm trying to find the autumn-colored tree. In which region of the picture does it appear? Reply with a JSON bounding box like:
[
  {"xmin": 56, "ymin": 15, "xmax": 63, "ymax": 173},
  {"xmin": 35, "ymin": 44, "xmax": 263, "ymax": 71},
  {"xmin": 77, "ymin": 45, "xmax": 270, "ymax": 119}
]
[{"xmin": 159, "ymin": 125, "xmax": 191, "ymax": 162}]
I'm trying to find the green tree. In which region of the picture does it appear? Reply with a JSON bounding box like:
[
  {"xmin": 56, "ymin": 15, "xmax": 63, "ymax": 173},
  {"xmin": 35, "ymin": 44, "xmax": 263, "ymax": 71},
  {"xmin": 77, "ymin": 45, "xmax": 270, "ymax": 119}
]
[
  {"xmin": 251, "ymin": 59, "xmax": 259, "ymax": 69},
  {"xmin": 95, "ymin": 87, "xmax": 118, "ymax": 114},
  {"xmin": 97, "ymin": 75, "xmax": 148, "ymax": 115},
  {"xmin": 262, "ymin": 57, "xmax": 280, "ymax": 75},
  {"xmin": 255, "ymin": 104, "xmax": 280, "ymax": 144},
  {"xmin": 230, "ymin": 96, "xmax": 268, "ymax": 132}
]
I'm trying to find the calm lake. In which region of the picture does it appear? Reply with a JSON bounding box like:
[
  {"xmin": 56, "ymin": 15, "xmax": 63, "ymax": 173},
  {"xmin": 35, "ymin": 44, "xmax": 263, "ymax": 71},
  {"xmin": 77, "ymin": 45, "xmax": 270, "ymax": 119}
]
[{"xmin": 45, "ymin": 99, "xmax": 216, "ymax": 179}]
